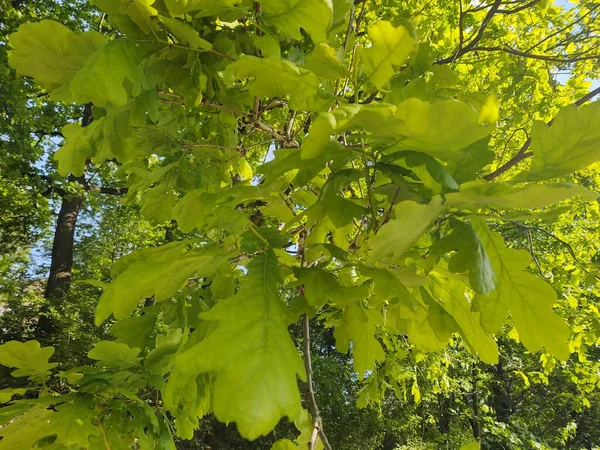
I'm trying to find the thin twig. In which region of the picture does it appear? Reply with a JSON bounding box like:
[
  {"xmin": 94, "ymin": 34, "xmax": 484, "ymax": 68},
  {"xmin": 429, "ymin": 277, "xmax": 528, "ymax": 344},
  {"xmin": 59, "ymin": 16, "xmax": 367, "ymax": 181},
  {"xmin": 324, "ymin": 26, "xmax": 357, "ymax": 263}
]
[
  {"xmin": 96, "ymin": 419, "xmax": 112, "ymax": 450},
  {"xmin": 285, "ymin": 110, "xmax": 297, "ymax": 140},
  {"xmin": 525, "ymin": 227, "xmax": 546, "ymax": 278},
  {"xmin": 303, "ymin": 314, "xmax": 333, "ymax": 450},
  {"xmin": 437, "ymin": 0, "xmax": 502, "ymax": 64},
  {"xmin": 468, "ymin": 45, "xmax": 600, "ymax": 62}
]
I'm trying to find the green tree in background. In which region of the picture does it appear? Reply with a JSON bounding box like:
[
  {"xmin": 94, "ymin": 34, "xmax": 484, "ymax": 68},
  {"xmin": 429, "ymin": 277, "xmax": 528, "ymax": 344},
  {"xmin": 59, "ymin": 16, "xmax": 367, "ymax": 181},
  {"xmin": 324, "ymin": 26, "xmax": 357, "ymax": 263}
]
[{"xmin": 1, "ymin": 0, "xmax": 600, "ymax": 449}]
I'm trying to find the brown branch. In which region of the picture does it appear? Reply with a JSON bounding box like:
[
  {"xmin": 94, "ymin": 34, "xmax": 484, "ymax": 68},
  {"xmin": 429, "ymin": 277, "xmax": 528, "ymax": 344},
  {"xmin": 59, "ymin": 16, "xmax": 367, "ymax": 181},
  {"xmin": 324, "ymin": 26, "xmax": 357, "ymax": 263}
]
[
  {"xmin": 469, "ymin": 45, "xmax": 600, "ymax": 62},
  {"xmin": 91, "ymin": 186, "xmax": 129, "ymax": 195},
  {"xmin": 484, "ymin": 86, "xmax": 600, "ymax": 180},
  {"xmin": 285, "ymin": 110, "xmax": 297, "ymax": 140},
  {"xmin": 201, "ymin": 101, "xmax": 244, "ymax": 115},
  {"xmin": 437, "ymin": 0, "xmax": 502, "ymax": 64},
  {"xmin": 253, "ymin": 120, "xmax": 299, "ymax": 147}
]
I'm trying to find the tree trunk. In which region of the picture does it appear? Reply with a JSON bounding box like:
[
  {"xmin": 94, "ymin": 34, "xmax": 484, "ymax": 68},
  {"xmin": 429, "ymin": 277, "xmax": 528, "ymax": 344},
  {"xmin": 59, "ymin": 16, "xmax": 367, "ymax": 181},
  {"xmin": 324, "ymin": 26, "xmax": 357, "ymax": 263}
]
[
  {"xmin": 490, "ymin": 357, "xmax": 513, "ymax": 423},
  {"xmin": 470, "ymin": 365, "xmax": 481, "ymax": 439},
  {"xmin": 43, "ymin": 183, "xmax": 83, "ymax": 300},
  {"xmin": 36, "ymin": 105, "xmax": 92, "ymax": 342}
]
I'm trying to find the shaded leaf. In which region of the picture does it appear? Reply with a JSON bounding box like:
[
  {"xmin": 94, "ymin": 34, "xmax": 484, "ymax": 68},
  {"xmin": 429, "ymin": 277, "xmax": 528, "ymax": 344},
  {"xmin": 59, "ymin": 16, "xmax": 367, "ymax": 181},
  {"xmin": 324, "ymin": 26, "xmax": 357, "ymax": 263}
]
[{"xmin": 171, "ymin": 251, "xmax": 306, "ymax": 439}]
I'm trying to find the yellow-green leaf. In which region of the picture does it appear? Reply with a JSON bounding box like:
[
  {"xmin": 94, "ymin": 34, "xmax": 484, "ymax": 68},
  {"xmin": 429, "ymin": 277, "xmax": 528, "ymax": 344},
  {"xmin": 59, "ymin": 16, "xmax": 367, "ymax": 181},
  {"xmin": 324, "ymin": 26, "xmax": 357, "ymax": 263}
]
[
  {"xmin": 359, "ymin": 21, "xmax": 416, "ymax": 90},
  {"xmin": 230, "ymin": 56, "xmax": 332, "ymax": 112},
  {"xmin": 368, "ymin": 196, "xmax": 444, "ymax": 263},
  {"xmin": 171, "ymin": 251, "xmax": 306, "ymax": 439},
  {"xmin": 8, "ymin": 20, "xmax": 107, "ymax": 101},
  {"xmin": 334, "ymin": 301, "xmax": 385, "ymax": 378},
  {"xmin": 261, "ymin": 0, "xmax": 333, "ymax": 43},
  {"xmin": 472, "ymin": 220, "xmax": 571, "ymax": 360}
]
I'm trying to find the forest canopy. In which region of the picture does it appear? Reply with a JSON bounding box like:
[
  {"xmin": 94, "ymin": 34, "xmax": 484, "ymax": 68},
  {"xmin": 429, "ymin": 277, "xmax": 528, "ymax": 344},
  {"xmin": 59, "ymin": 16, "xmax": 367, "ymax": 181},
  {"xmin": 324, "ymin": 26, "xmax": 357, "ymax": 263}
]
[{"xmin": 1, "ymin": 0, "xmax": 600, "ymax": 448}]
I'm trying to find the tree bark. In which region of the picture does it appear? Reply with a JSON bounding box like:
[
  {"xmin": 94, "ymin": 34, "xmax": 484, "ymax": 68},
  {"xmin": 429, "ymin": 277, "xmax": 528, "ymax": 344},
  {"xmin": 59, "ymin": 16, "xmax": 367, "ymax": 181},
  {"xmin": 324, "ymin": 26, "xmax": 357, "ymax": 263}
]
[
  {"xmin": 36, "ymin": 105, "xmax": 92, "ymax": 341},
  {"xmin": 43, "ymin": 182, "xmax": 83, "ymax": 300}
]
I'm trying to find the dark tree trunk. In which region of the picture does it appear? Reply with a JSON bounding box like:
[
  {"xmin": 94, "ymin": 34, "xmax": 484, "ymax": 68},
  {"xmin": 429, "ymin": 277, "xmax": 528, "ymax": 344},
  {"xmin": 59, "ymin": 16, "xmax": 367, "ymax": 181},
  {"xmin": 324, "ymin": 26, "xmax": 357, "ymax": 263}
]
[
  {"xmin": 43, "ymin": 183, "xmax": 83, "ymax": 300},
  {"xmin": 490, "ymin": 357, "xmax": 513, "ymax": 423},
  {"xmin": 36, "ymin": 105, "xmax": 93, "ymax": 342},
  {"xmin": 470, "ymin": 365, "xmax": 481, "ymax": 439}
]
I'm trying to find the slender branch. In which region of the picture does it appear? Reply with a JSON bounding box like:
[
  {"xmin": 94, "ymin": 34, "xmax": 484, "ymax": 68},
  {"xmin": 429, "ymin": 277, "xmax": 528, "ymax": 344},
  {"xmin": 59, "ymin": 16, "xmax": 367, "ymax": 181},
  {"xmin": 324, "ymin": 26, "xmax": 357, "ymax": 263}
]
[
  {"xmin": 437, "ymin": 0, "xmax": 502, "ymax": 64},
  {"xmin": 342, "ymin": 2, "xmax": 356, "ymax": 52},
  {"xmin": 526, "ymin": 224, "xmax": 582, "ymax": 264},
  {"xmin": 285, "ymin": 110, "xmax": 297, "ymax": 140},
  {"xmin": 202, "ymin": 101, "xmax": 244, "ymax": 115},
  {"xmin": 378, "ymin": 186, "xmax": 401, "ymax": 231},
  {"xmin": 88, "ymin": 186, "xmax": 129, "ymax": 195},
  {"xmin": 468, "ymin": 45, "xmax": 600, "ymax": 62},
  {"xmin": 484, "ymin": 86, "xmax": 600, "ymax": 180},
  {"xmin": 524, "ymin": 227, "xmax": 546, "ymax": 278},
  {"xmin": 523, "ymin": 5, "xmax": 597, "ymax": 53},
  {"xmin": 497, "ymin": 0, "xmax": 540, "ymax": 14},
  {"xmin": 96, "ymin": 419, "xmax": 112, "ymax": 450},
  {"xmin": 574, "ymin": 86, "xmax": 600, "ymax": 106},
  {"xmin": 483, "ymin": 151, "xmax": 533, "ymax": 181},
  {"xmin": 253, "ymin": 120, "xmax": 299, "ymax": 147},
  {"xmin": 302, "ymin": 314, "xmax": 333, "ymax": 450}
]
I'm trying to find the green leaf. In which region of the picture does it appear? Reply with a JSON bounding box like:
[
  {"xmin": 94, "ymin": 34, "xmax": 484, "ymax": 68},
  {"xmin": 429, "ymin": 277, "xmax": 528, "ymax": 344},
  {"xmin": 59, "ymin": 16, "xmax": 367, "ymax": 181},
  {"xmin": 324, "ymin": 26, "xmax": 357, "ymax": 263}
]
[
  {"xmin": 446, "ymin": 181, "xmax": 596, "ymax": 210},
  {"xmin": 259, "ymin": 144, "xmax": 355, "ymax": 187},
  {"xmin": 472, "ymin": 220, "xmax": 571, "ymax": 360},
  {"xmin": 460, "ymin": 442, "xmax": 480, "ymax": 450},
  {"xmin": 0, "ymin": 401, "xmax": 99, "ymax": 450},
  {"xmin": 359, "ymin": 21, "xmax": 416, "ymax": 90},
  {"xmin": 446, "ymin": 137, "xmax": 495, "ymax": 183},
  {"xmin": 333, "ymin": 301, "xmax": 385, "ymax": 378},
  {"xmin": 88, "ymin": 341, "xmax": 142, "ymax": 368},
  {"xmin": 295, "ymin": 267, "xmax": 369, "ymax": 308},
  {"xmin": 229, "ymin": 56, "xmax": 332, "ymax": 112},
  {"xmin": 92, "ymin": 0, "xmax": 159, "ymax": 37},
  {"xmin": 8, "ymin": 20, "xmax": 107, "ymax": 101},
  {"xmin": 0, "ymin": 407, "xmax": 56, "ymax": 450},
  {"xmin": 271, "ymin": 439, "xmax": 299, "ymax": 450},
  {"xmin": 54, "ymin": 123, "xmax": 93, "ymax": 177},
  {"xmin": 362, "ymin": 266, "xmax": 442, "ymax": 352},
  {"xmin": 261, "ymin": 0, "xmax": 333, "ymax": 43},
  {"xmin": 158, "ymin": 17, "xmax": 212, "ymax": 50},
  {"xmin": 368, "ymin": 196, "xmax": 444, "ymax": 263},
  {"xmin": 70, "ymin": 39, "xmax": 147, "ymax": 107},
  {"xmin": 298, "ymin": 190, "xmax": 369, "ymax": 230},
  {"xmin": 0, "ymin": 341, "xmax": 57, "ymax": 382},
  {"xmin": 388, "ymin": 98, "xmax": 494, "ymax": 158},
  {"xmin": 111, "ymin": 311, "xmax": 158, "ymax": 350},
  {"xmin": 121, "ymin": 0, "xmax": 159, "ymax": 34},
  {"xmin": 431, "ymin": 219, "xmax": 496, "ymax": 294},
  {"xmin": 427, "ymin": 273, "xmax": 499, "ymax": 364},
  {"xmin": 383, "ymin": 150, "xmax": 459, "ymax": 192},
  {"xmin": 144, "ymin": 328, "xmax": 183, "ymax": 375},
  {"xmin": 163, "ymin": 0, "xmax": 241, "ymax": 15},
  {"xmin": 96, "ymin": 242, "xmax": 227, "ymax": 324},
  {"xmin": 0, "ymin": 389, "xmax": 27, "ymax": 404},
  {"xmin": 139, "ymin": 182, "xmax": 179, "ymax": 224},
  {"xmin": 172, "ymin": 251, "xmax": 306, "ymax": 440},
  {"xmin": 304, "ymin": 43, "xmax": 349, "ymax": 81},
  {"xmin": 515, "ymin": 101, "xmax": 600, "ymax": 181},
  {"xmin": 301, "ymin": 100, "xmax": 493, "ymax": 159}
]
